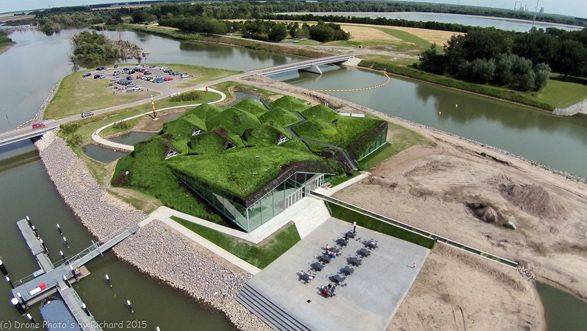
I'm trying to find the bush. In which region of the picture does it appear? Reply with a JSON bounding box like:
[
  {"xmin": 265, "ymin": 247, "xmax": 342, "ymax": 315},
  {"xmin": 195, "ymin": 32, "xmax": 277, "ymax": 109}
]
[
  {"xmin": 308, "ymin": 22, "xmax": 350, "ymax": 42},
  {"xmin": 112, "ymin": 121, "xmax": 131, "ymax": 130}
]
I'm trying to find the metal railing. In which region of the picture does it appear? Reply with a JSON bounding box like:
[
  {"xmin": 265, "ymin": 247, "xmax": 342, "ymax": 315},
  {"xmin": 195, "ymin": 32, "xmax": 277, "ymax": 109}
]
[{"xmin": 312, "ymin": 192, "xmax": 519, "ymax": 268}]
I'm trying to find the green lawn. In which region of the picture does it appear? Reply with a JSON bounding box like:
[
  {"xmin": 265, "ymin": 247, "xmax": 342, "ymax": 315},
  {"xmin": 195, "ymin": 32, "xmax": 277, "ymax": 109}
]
[
  {"xmin": 378, "ymin": 28, "xmax": 432, "ymax": 50},
  {"xmin": 44, "ymin": 72, "xmax": 157, "ymax": 119},
  {"xmin": 327, "ymin": 202, "xmax": 435, "ymax": 249},
  {"xmin": 536, "ymin": 77, "xmax": 587, "ymax": 108},
  {"xmin": 172, "ymin": 217, "xmax": 301, "ymax": 268},
  {"xmin": 359, "ymin": 122, "xmax": 432, "ymax": 171}
]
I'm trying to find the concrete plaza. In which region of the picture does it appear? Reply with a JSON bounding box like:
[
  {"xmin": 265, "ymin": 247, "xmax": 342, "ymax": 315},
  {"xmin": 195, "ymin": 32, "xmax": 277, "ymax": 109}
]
[{"xmin": 246, "ymin": 218, "xmax": 429, "ymax": 331}]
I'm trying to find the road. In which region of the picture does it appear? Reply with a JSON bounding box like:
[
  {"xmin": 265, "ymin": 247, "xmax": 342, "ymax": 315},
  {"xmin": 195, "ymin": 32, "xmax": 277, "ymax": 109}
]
[{"xmin": 0, "ymin": 54, "xmax": 356, "ymax": 148}]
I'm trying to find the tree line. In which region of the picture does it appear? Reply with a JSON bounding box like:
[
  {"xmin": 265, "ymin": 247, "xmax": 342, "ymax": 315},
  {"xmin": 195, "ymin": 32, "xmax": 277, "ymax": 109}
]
[{"xmin": 419, "ymin": 28, "xmax": 587, "ymax": 91}]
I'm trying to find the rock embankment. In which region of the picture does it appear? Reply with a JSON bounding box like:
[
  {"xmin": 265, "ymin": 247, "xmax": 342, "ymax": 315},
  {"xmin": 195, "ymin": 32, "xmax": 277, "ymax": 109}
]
[{"xmin": 36, "ymin": 132, "xmax": 268, "ymax": 331}]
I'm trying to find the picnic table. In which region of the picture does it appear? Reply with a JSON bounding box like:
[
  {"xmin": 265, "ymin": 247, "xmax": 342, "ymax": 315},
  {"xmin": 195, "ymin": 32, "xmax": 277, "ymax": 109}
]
[
  {"xmin": 347, "ymin": 256, "xmax": 362, "ymax": 266},
  {"xmin": 358, "ymin": 248, "xmax": 371, "ymax": 257},
  {"xmin": 364, "ymin": 239, "xmax": 378, "ymax": 250},
  {"xmin": 329, "ymin": 274, "xmax": 345, "ymax": 284},
  {"xmin": 341, "ymin": 265, "xmax": 355, "ymax": 276},
  {"xmin": 336, "ymin": 238, "xmax": 348, "ymax": 246},
  {"xmin": 318, "ymin": 254, "xmax": 332, "ymax": 264},
  {"xmin": 311, "ymin": 262, "xmax": 325, "ymax": 271}
]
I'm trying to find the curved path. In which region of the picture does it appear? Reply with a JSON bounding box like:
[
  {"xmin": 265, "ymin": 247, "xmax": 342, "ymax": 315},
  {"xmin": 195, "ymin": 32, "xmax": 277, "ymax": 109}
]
[{"xmin": 91, "ymin": 87, "xmax": 226, "ymax": 152}]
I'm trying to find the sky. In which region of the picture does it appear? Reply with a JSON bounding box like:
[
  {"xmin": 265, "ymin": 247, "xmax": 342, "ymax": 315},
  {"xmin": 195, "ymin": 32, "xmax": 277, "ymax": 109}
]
[{"xmin": 0, "ymin": 0, "xmax": 586, "ymax": 19}]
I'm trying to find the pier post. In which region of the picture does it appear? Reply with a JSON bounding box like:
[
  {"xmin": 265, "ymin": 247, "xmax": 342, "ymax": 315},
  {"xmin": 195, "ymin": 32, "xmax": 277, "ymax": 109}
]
[
  {"xmin": 26, "ymin": 216, "xmax": 31, "ymax": 226},
  {"xmin": 17, "ymin": 292, "xmax": 27, "ymax": 309},
  {"xmin": 5, "ymin": 275, "xmax": 14, "ymax": 289},
  {"xmin": 63, "ymin": 236, "xmax": 69, "ymax": 248},
  {"xmin": 26, "ymin": 313, "xmax": 35, "ymax": 323},
  {"xmin": 11, "ymin": 298, "xmax": 25, "ymax": 314},
  {"xmin": 126, "ymin": 299, "xmax": 134, "ymax": 313},
  {"xmin": 105, "ymin": 274, "xmax": 112, "ymax": 288},
  {"xmin": 57, "ymin": 223, "xmax": 63, "ymax": 235},
  {"xmin": 60, "ymin": 250, "xmax": 65, "ymax": 262},
  {"xmin": 0, "ymin": 259, "xmax": 8, "ymax": 276},
  {"xmin": 63, "ymin": 275, "xmax": 71, "ymax": 288},
  {"xmin": 82, "ymin": 303, "xmax": 91, "ymax": 316},
  {"xmin": 31, "ymin": 225, "xmax": 38, "ymax": 238}
]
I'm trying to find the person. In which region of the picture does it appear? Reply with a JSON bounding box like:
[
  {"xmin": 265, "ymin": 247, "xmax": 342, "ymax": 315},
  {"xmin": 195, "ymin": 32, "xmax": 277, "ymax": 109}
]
[{"xmin": 344, "ymin": 232, "xmax": 349, "ymax": 241}]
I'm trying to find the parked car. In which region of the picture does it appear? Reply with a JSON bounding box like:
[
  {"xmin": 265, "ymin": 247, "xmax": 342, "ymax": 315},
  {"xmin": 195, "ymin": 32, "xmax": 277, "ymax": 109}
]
[
  {"xmin": 81, "ymin": 111, "xmax": 94, "ymax": 118},
  {"xmin": 96, "ymin": 66, "xmax": 106, "ymax": 71},
  {"xmin": 143, "ymin": 70, "xmax": 152, "ymax": 75},
  {"xmin": 32, "ymin": 122, "xmax": 45, "ymax": 129},
  {"xmin": 126, "ymin": 86, "xmax": 141, "ymax": 91},
  {"xmin": 126, "ymin": 75, "xmax": 133, "ymax": 80},
  {"xmin": 180, "ymin": 73, "xmax": 189, "ymax": 78},
  {"xmin": 93, "ymin": 74, "xmax": 104, "ymax": 79},
  {"xmin": 114, "ymin": 64, "xmax": 119, "ymax": 68},
  {"xmin": 82, "ymin": 72, "xmax": 92, "ymax": 78},
  {"xmin": 117, "ymin": 79, "xmax": 133, "ymax": 86},
  {"xmin": 154, "ymin": 77, "xmax": 164, "ymax": 83},
  {"xmin": 164, "ymin": 76, "xmax": 173, "ymax": 81}
]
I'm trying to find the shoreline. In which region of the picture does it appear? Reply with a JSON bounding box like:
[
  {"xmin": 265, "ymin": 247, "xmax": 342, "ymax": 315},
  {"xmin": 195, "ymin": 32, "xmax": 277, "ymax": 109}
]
[
  {"xmin": 34, "ymin": 132, "xmax": 268, "ymax": 331},
  {"xmin": 0, "ymin": 41, "xmax": 14, "ymax": 54}
]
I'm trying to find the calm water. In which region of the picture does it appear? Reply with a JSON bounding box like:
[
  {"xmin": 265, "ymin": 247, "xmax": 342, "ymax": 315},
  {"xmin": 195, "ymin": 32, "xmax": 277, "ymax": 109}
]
[
  {"xmin": 0, "ymin": 28, "xmax": 299, "ymax": 132},
  {"xmin": 0, "ymin": 143, "xmax": 232, "ymax": 330},
  {"xmin": 288, "ymin": 11, "xmax": 584, "ymax": 32},
  {"xmin": 83, "ymin": 144, "xmax": 127, "ymax": 163},
  {"xmin": 284, "ymin": 66, "xmax": 587, "ymax": 178},
  {"xmin": 537, "ymin": 282, "xmax": 587, "ymax": 331}
]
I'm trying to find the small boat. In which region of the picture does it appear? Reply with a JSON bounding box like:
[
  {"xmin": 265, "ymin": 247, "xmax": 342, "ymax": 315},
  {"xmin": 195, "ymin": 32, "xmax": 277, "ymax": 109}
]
[{"xmin": 40, "ymin": 297, "xmax": 82, "ymax": 331}]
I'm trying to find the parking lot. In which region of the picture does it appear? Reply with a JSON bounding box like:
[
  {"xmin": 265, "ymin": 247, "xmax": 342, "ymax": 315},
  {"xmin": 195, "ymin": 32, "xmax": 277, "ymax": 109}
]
[
  {"xmin": 83, "ymin": 64, "xmax": 193, "ymax": 97},
  {"xmin": 246, "ymin": 218, "xmax": 430, "ymax": 331}
]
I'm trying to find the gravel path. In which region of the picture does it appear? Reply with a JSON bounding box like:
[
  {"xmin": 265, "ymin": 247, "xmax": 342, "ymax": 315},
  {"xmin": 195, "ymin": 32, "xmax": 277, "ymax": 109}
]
[{"xmin": 35, "ymin": 132, "xmax": 268, "ymax": 331}]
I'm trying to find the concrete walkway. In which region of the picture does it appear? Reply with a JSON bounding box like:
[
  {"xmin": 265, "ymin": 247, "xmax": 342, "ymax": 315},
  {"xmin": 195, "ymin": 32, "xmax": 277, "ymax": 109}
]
[
  {"xmin": 140, "ymin": 194, "xmax": 330, "ymax": 243},
  {"xmin": 91, "ymin": 87, "xmax": 226, "ymax": 151},
  {"xmin": 314, "ymin": 172, "xmax": 370, "ymax": 197}
]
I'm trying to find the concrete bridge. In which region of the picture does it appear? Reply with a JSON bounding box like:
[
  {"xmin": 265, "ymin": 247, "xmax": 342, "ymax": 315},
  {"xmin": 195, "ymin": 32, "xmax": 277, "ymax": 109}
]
[{"xmin": 0, "ymin": 54, "xmax": 357, "ymax": 149}]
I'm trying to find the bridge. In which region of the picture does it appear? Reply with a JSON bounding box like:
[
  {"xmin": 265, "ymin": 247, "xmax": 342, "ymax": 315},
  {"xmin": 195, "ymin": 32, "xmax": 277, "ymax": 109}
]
[
  {"xmin": 0, "ymin": 54, "xmax": 357, "ymax": 149},
  {"xmin": 9, "ymin": 217, "xmax": 139, "ymax": 331}
]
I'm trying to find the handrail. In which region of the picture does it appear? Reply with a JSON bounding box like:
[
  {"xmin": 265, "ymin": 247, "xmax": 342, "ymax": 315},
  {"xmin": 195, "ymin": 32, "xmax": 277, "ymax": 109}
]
[{"xmin": 312, "ymin": 192, "xmax": 519, "ymax": 268}]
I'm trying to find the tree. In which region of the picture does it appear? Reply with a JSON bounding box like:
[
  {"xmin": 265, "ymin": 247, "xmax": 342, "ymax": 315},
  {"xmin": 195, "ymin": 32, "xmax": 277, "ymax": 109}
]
[
  {"xmin": 468, "ymin": 58, "xmax": 496, "ymax": 84},
  {"xmin": 418, "ymin": 44, "xmax": 448, "ymax": 74},
  {"xmin": 533, "ymin": 63, "xmax": 551, "ymax": 91},
  {"xmin": 268, "ymin": 24, "xmax": 287, "ymax": 42}
]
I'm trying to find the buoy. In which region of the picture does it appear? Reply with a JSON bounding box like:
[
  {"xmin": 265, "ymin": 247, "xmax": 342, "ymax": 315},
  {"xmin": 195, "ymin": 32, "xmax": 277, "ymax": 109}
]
[
  {"xmin": 126, "ymin": 299, "xmax": 134, "ymax": 313},
  {"xmin": 59, "ymin": 250, "xmax": 65, "ymax": 261},
  {"xmin": 62, "ymin": 236, "xmax": 69, "ymax": 248},
  {"xmin": 438, "ymin": 111, "xmax": 442, "ymax": 115},
  {"xmin": 455, "ymin": 103, "xmax": 458, "ymax": 108},
  {"xmin": 155, "ymin": 327, "xmax": 161, "ymax": 331}
]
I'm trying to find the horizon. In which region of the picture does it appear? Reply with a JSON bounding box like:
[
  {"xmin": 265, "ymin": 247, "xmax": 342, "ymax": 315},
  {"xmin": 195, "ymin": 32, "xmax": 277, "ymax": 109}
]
[{"xmin": 0, "ymin": 0, "xmax": 586, "ymax": 19}]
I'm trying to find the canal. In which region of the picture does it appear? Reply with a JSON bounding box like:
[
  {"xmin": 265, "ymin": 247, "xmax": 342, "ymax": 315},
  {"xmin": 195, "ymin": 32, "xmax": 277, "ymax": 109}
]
[{"xmin": 1, "ymin": 27, "xmax": 587, "ymax": 329}]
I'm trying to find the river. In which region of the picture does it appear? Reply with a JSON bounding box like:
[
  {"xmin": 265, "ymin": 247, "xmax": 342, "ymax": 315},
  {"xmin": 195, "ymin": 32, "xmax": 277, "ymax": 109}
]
[
  {"xmin": 1, "ymin": 28, "xmax": 586, "ymax": 329},
  {"xmin": 282, "ymin": 11, "xmax": 584, "ymax": 32}
]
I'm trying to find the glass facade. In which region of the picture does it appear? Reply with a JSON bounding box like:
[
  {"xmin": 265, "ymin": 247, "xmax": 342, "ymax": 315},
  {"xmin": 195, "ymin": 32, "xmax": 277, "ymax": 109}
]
[
  {"xmin": 358, "ymin": 126, "xmax": 388, "ymax": 161},
  {"xmin": 179, "ymin": 172, "xmax": 326, "ymax": 232}
]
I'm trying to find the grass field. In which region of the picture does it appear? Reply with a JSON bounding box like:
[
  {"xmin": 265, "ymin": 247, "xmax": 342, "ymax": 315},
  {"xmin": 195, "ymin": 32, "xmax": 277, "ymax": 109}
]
[
  {"xmin": 536, "ymin": 76, "xmax": 587, "ymax": 108},
  {"xmin": 327, "ymin": 202, "xmax": 435, "ymax": 249},
  {"xmin": 359, "ymin": 122, "xmax": 432, "ymax": 171},
  {"xmin": 172, "ymin": 217, "xmax": 301, "ymax": 268},
  {"xmin": 44, "ymin": 72, "xmax": 156, "ymax": 119}
]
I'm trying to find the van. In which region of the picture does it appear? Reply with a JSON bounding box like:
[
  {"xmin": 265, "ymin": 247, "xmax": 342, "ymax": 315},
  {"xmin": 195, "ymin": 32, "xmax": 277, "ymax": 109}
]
[{"xmin": 81, "ymin": 112, "xmax": 94, "ymax": 118}]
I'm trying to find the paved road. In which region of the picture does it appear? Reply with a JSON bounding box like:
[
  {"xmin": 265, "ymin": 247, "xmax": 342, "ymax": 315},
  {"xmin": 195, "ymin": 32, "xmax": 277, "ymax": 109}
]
[{"xmin": 0, "ymin": 54, "xmax": 356, "ymax": 147}]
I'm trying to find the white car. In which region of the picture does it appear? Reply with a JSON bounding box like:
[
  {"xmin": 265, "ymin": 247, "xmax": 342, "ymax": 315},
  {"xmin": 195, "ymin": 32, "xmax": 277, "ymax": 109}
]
[
  {"xmin": 126, "ymin": 86, "xmax": 141, "ymax": 91},
  {"xmin": 180, "ymin": 73, "xmax": 190, "ymax": 78}
]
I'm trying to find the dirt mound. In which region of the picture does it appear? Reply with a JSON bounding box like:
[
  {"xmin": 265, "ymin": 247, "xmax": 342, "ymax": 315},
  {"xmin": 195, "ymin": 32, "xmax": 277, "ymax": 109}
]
[
  {"xmin": 499, "ymin": 183, "xmax": 562, "ymax": 218},
  {"xmin": 466, "ymin": 202, "xmax": 499, "ymax": 223}
]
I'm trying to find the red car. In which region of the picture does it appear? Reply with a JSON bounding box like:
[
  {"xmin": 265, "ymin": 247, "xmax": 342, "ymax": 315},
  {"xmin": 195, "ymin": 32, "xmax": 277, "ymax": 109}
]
[
  {"xmin": 164, "ymin": 76, "xmax": 173, "ymax": 81},
  {"xmin": 32, "ymin": 122, "xmax": 45, "ymax": 129}
]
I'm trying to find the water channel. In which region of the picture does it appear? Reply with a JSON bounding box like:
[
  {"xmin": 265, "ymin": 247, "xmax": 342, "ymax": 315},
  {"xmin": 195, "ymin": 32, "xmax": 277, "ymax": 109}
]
[
  {"xmin": 1, "ymin": 27, "xmax": 586, "ymax": 329},
  {"xmin": 285, "ymin": 11, "xmax": 584, "ymax": 32}
]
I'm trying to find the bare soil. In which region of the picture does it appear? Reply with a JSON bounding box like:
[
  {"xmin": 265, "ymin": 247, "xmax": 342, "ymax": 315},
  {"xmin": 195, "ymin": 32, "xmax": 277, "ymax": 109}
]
[
  {"xmin": 334, "ymin": 136, "xmax": 587, "ymax": 304},
  {"xmin": 390, "ymin": 243, "xmax": 543, "ymax": 331}
]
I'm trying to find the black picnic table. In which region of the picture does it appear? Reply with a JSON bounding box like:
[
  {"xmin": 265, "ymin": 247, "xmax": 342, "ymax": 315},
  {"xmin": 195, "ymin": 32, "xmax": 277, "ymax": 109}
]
[
  {"xmin": 364, "ymin": 240, "xmax": 378, "ymax": 250},
  {"xmin": 345, "ymin": 231, "xmax": 357, "ymax": 239},
  {"xmin": 311, "ymin": 262, "xmax": 324, "ymax": 271},
  {"xmin": 336, "ymin": 238, "xmax": 348, "ymax": 246},
  {"xmin": 358, "ymin": 248, "xmax": 371, "ymax": 257},
  {"xmin": 340, "ymin": 265, "xmax": 355, "ymax": 276},
  {"xmin": 318, "ymin": 254, "xmax": 332, "ymax": 264},
  {"xmin": 329, "ymin": 274, "xmax": 345, "ymax": 284},
  {"xmin": 347, "ymin": 256, "xmax": 362, "ymax": 266}
]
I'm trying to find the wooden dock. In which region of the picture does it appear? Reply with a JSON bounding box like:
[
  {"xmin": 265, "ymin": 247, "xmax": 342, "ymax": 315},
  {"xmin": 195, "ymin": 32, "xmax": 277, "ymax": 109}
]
[{"xmin": 11, "ymin": 218, "xmax": 139, "ymax": 331}]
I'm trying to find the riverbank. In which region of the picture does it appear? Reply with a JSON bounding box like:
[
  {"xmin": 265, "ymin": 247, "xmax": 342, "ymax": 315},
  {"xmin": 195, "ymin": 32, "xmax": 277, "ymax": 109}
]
[
  {"xmin": 243, "ymin": 75, "xmax": 587, "ymax": 300},
  {"xmin": 122, "ymin": 24, "xmax": 332, "ymax": 59},
  {"xmin": 34, "ymin": 132, "xmax": 268, "ymax": 331}
]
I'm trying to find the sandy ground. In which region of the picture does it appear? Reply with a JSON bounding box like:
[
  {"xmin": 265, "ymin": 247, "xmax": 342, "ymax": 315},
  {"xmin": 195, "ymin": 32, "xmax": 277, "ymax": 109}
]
[
  {"xmin": 390, "ymin": 243, "xmax": 543, "ymax": 331},
  {"xmin": 339, "ymin": 24, "xmax": 402, "ymax": 43},
  {"xmin": 334, "ymin": 132, "xmax": 587, "ymax": 304}
]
